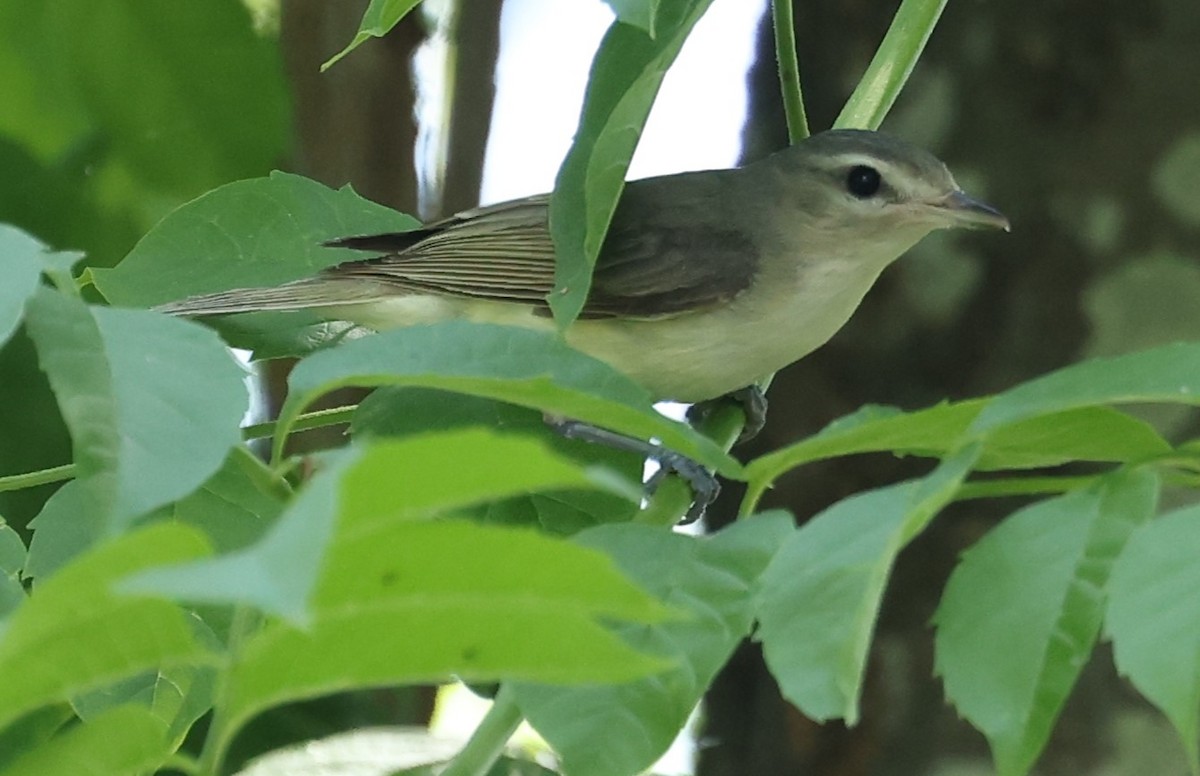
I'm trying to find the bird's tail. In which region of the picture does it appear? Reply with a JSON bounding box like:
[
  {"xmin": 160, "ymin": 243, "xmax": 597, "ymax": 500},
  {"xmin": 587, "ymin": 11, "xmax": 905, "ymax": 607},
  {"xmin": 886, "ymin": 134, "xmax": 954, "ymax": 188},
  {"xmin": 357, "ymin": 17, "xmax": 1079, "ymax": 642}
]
[{"xmin": 153, "ymin": 277, "xmax": 380, "ymax": 317}]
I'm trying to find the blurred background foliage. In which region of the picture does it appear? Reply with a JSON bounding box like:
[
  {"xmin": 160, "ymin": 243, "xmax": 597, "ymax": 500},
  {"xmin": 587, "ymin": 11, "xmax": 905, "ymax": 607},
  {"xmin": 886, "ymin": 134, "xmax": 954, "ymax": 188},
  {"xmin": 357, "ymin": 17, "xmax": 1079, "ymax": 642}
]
[{"xmin": 1, "ymin": 0, "xmax": 1198, "ymax": 773}]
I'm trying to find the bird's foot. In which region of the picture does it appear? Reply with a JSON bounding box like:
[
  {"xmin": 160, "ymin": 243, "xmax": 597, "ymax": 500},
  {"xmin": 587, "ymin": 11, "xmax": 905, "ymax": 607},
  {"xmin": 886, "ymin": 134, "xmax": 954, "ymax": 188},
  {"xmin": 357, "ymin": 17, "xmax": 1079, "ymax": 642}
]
[{"xmin": 547, "ymin": 416, "xmax": 717, "ymax": 523}]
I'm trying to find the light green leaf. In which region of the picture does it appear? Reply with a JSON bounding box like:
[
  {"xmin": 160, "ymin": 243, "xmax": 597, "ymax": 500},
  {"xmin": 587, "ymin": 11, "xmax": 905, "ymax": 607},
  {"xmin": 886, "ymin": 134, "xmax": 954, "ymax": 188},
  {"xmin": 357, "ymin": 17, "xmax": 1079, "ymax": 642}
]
[
  {"xmin": 94, "ymin": 171, "xmax": 417, "ymax": 310},
  {"xmin": 210, "ymin": 519, "xmax": 674, "ymax": 768},
  {"xmin": 24, "ymin": 290, "xmax": 248, "ymax": 531},
  {"xmin": 756, "ymin": 446, "xmax": 977, "ymax": 723},
  {"xmin": 0, "ymin": 225, "xmax": 44, "ymax": 348},
  {"xmin": 352, "ymin": 388, "xmax": 643, "ymax": 532},
  {"xmin": 745, "ymin": 399, "xmax": 1163, "ymax": 512},
  {"xmin": 935, "ymin": 469, "xmax": 1158, "ymax": 776},
  {"xmin": 512, "ymin": 514, "xmax": 794, "ymax": 776},
  {"xmin": 1106, "ymin": 503, "xmax": 1200, "ymax": 772},
  {"xmin": 321, "ymin": 0, "xmax": 425, "ymax": 71},
  {"xmin": 835, "ymin": 0, "xmax": 948, "ymax": 130},
  {"xmin": 0, "ymin": 523, "xmax": 214, "ymax": 731},
  {"xmin": 973, "ymin": 342, "xmax": 1200, "ymax": 433},
  {"xmin": 277, "ymin": 321, "xmax": 737, "ymax": 474},
  {"xmin": 549, "ymin": 0, "xmax": 716, "ymax": 326},
  {"xmin": 122, "ymin": 430, "xmax": 630, "ymax": 621},
  {"xmin": 0, "ymin": 704, "xmax": 170, "ymax": 776}
]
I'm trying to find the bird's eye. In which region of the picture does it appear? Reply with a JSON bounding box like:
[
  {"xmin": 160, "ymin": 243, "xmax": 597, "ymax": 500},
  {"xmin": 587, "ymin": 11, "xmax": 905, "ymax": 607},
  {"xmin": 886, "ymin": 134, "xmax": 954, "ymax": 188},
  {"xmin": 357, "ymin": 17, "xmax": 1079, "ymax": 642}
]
[{"xmin": 846, "ymin": 165, "xmax": 882, "ymax": 198}]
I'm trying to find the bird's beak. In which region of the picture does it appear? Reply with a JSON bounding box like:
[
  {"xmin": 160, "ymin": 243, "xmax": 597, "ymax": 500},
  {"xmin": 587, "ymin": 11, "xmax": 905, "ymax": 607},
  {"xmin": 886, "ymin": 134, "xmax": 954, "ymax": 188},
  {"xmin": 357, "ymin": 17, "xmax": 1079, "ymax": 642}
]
[{"xmin": 936, "ymin": 190, "xmax": 1011, "ymax": 232}]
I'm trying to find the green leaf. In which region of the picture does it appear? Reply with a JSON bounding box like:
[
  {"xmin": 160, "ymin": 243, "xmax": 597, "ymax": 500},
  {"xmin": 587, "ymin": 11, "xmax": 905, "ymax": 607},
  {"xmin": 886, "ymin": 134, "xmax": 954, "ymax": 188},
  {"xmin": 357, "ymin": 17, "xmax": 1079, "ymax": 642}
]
[
  {"xmin": 352, "ymin": 388, "xmax": 642, "ymax": 531},
  {"xmin": 277, "ymin": 321, "xmax": 737, "ymax": 474},
  {"xmin": 24, "ymin": 482, "xmax": 102, "ymax": 581},
  {"xmin": 973, "ymin": 342, "xmax": 1200, "ymax": 432},
  {"xmin": 934, "ymin": 469, "xmax": 1158, "ymax": 776},
  {"xmin": 1106, "ymin": 503, "xmax": 1200, "ymax": 772},
  {"xmin": 548, "ymin": 0, "xmax": 716, "ymax": 326},
  {"xmin": 755, "ymin": 446, "xmax": 978, "ymax": 723},
  {"xmin": 210, "ymin": 519, "xmax": 674, "ymax": 768},
  {"xmin": 122, "ymin": 430, "xmax": 630, "ymax": 621},
  {"xmin": 602, "ymin": 0, "xmax": 661, "ymax": 34},
  {"xmin": 0, "ymin": 522, "xmax": 25, "ymax": 620},
  {"xmin": 0, "ymin": 523, "xmax": 214, "ymax": 731},
  {"xmin": 0, "ymin": 704, "xmax": 170, "ymax": 776},
  {"xmin": 0, "ymin": 225, "xmax": 44, "ymax": 349},
  {"xmin": 168, "ymin": 446, "xmax": 287, "ymax": 553},
  {"xmin": 744, "ymin": 399, "xmax": 1164, "ymax": 512},
  {"xmin": 512, "ymin": 514, "xmax": 794, "ymax": 776},
  {"xmin": 834, "ymin": 0, "xmax": 948, "ymax": 130},
  {"xmin": 744, "ymin": 400, "xmax": 1166, "ymax": 510},
  {"xmin": 0, "ymin": 0, "xmax": 290, "ymax": 264},
  {"xmin": 321, "ymin": 0, "xmax": 425, "ymax": 72},
  {"xmin": 24, "ymin": 290, "xmax": 248, "ymax": 531},
  {"xmin": 92, "ymin": 171, "xmax": 417, "ymax": 309},
  {"xmin": 72, "ymin": 663, "xmax": 215, "ymax": 754}
]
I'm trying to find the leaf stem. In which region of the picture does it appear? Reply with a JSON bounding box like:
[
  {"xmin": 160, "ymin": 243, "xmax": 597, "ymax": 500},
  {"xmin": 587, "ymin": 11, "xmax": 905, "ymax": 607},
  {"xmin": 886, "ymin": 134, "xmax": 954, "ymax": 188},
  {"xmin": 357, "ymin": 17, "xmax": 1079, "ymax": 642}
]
[
  {"xmin": 439, "ymin": 686, "xmax": 524, "ymax": 776},
  {"xmin": 0, "ymin": 463, "xmax": 76, "ymax": 493},
  {"xmin": 953, "ymin": 474, "xmax": 1098, "ymax": 502},
  {"xmin": 241, "ymin": 404, "xmax": 358, "ymax": 441},
  {"xmin": 772, "ymin": 0, "xmax": 809, "ymax": 142}
]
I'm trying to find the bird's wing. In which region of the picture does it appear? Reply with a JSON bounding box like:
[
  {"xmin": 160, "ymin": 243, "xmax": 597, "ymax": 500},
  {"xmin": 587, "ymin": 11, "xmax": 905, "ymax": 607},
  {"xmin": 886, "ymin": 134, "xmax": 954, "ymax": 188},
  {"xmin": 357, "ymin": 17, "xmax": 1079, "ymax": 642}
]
[{"xmin": 326, "ymin": 172, "xmax": 761, "ymax": 319}]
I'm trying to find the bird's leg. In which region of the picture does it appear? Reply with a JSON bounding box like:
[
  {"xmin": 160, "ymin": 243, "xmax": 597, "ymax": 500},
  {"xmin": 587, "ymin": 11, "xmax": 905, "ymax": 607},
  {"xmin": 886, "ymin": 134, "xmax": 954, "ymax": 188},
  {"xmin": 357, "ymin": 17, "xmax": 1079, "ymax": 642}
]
[
  {"xmin": 687, "ymin": 385, "xmax": 769, "ymax": 443},
  {"xmin": 545, "ymin": 416, "xmax": 719, "ymax": 524}
]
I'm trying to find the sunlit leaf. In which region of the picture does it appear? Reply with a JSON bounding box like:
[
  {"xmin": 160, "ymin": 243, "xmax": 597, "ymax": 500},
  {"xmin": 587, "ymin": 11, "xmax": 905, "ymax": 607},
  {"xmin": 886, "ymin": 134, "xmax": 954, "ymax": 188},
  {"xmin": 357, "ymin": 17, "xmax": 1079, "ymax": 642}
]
[
  {"xmin": 0, "ymin": 704, "xmax": 170, "ymax": 776},
  {"xmin": 0, "ymin": 523, "xmax": 214, "ymax": 731}
]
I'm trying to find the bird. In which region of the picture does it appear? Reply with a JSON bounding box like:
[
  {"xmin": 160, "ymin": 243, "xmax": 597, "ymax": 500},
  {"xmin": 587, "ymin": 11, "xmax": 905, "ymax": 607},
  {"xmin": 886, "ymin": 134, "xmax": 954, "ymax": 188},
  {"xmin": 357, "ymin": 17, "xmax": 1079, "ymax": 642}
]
[{"xmin": 156, "ymin": 129, "xmax": 1008, "ymax": 409}]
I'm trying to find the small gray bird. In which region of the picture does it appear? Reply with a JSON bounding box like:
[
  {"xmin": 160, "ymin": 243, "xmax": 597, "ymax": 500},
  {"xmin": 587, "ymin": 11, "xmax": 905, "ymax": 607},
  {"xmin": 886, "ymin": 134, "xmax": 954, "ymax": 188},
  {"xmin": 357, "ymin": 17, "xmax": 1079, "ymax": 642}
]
[{"xmin": 158, "ymin": 130, "xmax": 1008, "ymax": 405}]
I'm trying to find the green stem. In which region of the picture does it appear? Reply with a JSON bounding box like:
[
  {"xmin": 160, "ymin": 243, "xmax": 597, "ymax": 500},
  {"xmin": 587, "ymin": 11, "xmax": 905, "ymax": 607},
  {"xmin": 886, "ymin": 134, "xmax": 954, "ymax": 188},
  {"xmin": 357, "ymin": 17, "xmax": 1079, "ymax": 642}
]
[
  {"xmin": 0, "ymin": 463, "xmax": 75, "ymax": 493},
  {"xmin": 439, "ymin": 686, "xmax": 524, "ymax": 776},
  {"xmin": 241, "ymin": 404, "xmax": 358, "ymax": 441},
  {"xmin": 953, "ymin": 474, "xmax": 1098, "ymax": 502},
  {"xmin": 0, "ymin": 406, "xmax": 360, "ymax": 494},
  {"xmin": 771, "ymin": 0, "xmax": 809, "ymax": 142}
]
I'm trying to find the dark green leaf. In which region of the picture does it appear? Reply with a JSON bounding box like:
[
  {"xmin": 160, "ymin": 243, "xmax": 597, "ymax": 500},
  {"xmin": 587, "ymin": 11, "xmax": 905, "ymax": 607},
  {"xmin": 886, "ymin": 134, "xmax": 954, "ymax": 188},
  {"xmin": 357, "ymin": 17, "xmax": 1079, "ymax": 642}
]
[
  {"xmin": 934, "ymin": 469, "xmax": 1158, "ymax": 776},
  {"xmin": 92, "ymin": 172, "xmax": 417, "ymax": 309},
  {"xmin": 1106, "ymin": 503, "xmax": 1200, "ymax": 772},
  {"xmin": 603, "ymin": 0, "xmax": 661, "ymax": 34},
  {"xmin": 549, "ymin": 0, "xmax": 716, "ymax": 325},
  {"xmin": 756, "ymin": 447, "xmax": 977, "ymax": 723},
  {"xmin": 513, "ymin": 514, "xmax": 794, "ymax": 776}
]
